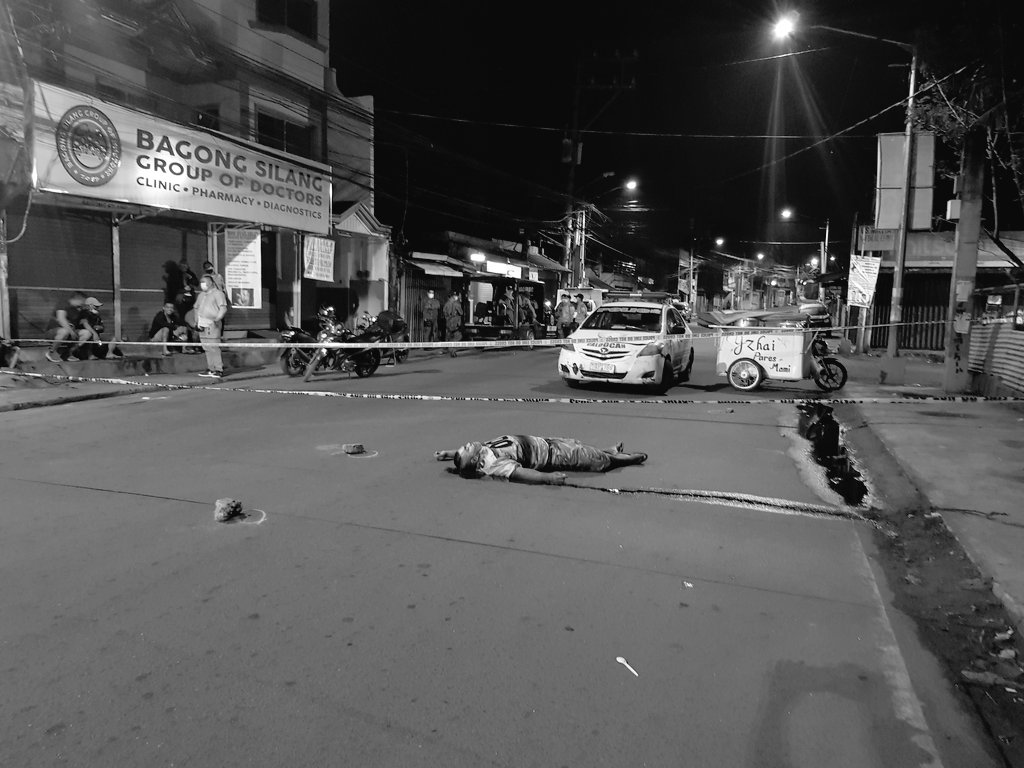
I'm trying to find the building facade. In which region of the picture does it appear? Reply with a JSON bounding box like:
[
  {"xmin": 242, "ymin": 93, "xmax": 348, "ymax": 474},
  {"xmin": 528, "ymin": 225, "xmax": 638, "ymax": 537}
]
[{"xmin": 1, "ymin": 0, "xmax": 387, "ymax": 342}]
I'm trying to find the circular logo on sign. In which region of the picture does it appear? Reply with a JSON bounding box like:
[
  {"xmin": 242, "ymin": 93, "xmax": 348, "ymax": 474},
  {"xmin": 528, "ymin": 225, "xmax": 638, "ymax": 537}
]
[{"xmin": 55, "ymin": 105, "xmax": 121, "ymax": 186}]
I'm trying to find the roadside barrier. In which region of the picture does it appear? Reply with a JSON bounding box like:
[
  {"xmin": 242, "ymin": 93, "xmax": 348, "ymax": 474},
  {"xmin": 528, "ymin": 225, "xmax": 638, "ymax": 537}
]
[{"xmin": 5, "ymin": 369, "xmax": 1023, "ymax": 406}]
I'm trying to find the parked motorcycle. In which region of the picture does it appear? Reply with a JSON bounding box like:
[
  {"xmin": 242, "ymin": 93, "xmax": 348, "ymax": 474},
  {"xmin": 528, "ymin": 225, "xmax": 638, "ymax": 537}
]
[
  {"xmin": 302, "ymin": 309, "xmax": 408, "ymax": 382},
  {"xmin": 279, "ymin": 306, "xmax": 336, "ymax": 377},
  {"xmin": 808, "ymin": 333, "xmax": 848, "ymax": 392}
]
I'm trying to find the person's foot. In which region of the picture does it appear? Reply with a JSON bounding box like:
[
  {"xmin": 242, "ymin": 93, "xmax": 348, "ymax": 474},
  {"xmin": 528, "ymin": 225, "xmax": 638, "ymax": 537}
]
[
  {"xmin": 45, "ymin": 350, "xmax": 61, "ymax": 363},
  {"xmin": 198, "ymin": 370, "xmax": 217, "ymax": 378},
  {"xmin": 66, "ymin": 354, "xmax": 81, "ymax": 362},
  {"xmin": 211, "ymin": 370, "xmax": 224, "ymax": 379}
]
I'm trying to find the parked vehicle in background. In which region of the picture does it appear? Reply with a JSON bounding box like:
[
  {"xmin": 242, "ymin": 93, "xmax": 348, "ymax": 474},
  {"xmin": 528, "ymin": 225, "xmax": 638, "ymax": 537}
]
[{"xmin": 558, "ymin": 298, "xmax": 694, "ymax": 393}]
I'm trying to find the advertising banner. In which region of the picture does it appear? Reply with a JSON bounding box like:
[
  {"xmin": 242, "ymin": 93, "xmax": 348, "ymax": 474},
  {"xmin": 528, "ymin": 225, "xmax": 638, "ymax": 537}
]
[
  {"xmin": 847, "ymin": 254, "xmax": 881, "ymax": 309},
  {"xmin": 303, "ymin": 236, "xmax": 335, "ymax": 281},
  {"xmin": 33, "ymin": 82, "xmax": 331, "ymax": 233},
  {"xmin": 224, "ymin": 229, "xmax": 262, "ymax": 309}
]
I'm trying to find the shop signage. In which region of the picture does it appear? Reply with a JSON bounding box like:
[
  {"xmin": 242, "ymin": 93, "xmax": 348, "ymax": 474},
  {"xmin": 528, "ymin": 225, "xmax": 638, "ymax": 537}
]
[
  {"xmin": 33, "ymin": 82, "xmax": 331, "ymax": 233},
  {"xmin": 224, "ymin": 229, "xmax": 262, "ymax": 309},
  {"xmin": 485, "ymin": 260, "xmax": 521, "ymax": 279},
  {"xmin": 303, "ymin": 236, "xmax": 335, "ymax": 281},
  {"xmin": 858, "ymin": 226, "xmax": 896, "ymax": 252},
  {"xmin": 847, "ymin": 253, "xmax": 881, "ymax": 309},
  {"xmin": 528, "ymin": 269, "xmax": 539, "ymax": 282}
]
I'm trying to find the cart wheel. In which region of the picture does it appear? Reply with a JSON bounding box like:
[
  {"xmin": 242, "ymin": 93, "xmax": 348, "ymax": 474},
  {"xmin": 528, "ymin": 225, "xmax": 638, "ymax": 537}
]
[
  {"xmin": 813, "ymin": 357, "xmax": 848, "ymax": 392},
  {"xmin": 727, "ymin": 358, "xmax": 764, "ymax": 391}
]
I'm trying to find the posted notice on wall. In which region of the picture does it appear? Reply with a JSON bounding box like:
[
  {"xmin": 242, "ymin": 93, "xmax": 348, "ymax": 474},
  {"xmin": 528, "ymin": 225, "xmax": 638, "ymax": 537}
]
[
  {"xmin": 224, "ymin": 229, "xmax": 262, "ymax": 309},
  {"xmin": 847, "ymin": 253, "xmax": 881, "ymax": 309},
  {"xmin": 303, "ymin": 236, "xmax": 335, "ymax": 282}
]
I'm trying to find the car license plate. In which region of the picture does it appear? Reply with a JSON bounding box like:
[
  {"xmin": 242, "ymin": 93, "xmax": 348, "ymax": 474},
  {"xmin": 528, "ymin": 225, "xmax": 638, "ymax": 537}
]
[{"xmin": 590, "ymin": 362, "xmax": 615, "ymax": 373}]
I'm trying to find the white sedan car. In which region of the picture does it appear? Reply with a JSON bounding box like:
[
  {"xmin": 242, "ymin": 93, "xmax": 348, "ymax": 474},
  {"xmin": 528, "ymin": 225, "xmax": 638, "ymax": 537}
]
[{"xmin": 557, "ymin": 300, "xmax": 694, "ymax": 392}]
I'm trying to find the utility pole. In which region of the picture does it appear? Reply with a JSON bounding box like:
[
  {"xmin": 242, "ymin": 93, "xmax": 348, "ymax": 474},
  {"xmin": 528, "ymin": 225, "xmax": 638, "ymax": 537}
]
[
  {"xmin": 942, "ymin": 128, "xmax": 986, "ymax": 392},
  {"xmin": 885, "ymin": 46, "xmax": 918, "ymax": 360},
  {"xmin": 562, "ymin": 57, "xmax": 582, "ymax": 288}
]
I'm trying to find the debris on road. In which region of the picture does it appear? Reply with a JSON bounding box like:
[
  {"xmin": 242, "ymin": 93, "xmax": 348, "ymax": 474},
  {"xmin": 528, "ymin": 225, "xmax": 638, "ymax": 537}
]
[
  {"xmin": 214, "ymin": 497, "xmax": 244, "ymax": 523},
  {"xmin": 615, "ymin": 656, "xmax": 639, "ymax": 677}
]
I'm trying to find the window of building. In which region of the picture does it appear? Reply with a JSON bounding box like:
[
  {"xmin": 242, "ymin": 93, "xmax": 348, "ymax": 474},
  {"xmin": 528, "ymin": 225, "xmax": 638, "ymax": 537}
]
[
  {"xmin": 256, "ymin": 110, "xmax": 313, "ymax": 158},
  {"xmin": 196, "ymin": 106, "xmax": 220, "ymax": 131},
  {"xmin": 256, "ymin": 0, "xmax": 317, "ymax": 40}
]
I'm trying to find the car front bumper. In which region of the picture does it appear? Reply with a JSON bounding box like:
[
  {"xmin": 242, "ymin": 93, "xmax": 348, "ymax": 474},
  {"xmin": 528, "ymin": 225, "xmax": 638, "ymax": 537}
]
[{"xmin": 558, "ymin": 349, "xmax": 664, "ymax": 385}]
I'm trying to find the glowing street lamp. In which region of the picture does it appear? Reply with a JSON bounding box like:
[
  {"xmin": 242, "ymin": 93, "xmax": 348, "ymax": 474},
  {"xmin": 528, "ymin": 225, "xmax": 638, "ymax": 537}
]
[
  {"xmin": 715, "ymin": 237, "xmax": 725, "ymax": 247},
  {"xmin": 772, "ymin": 12, "xmax": 917, "ymax": 358},
  {"xmin": 756, "ymin": 252, "xmax": 765, "ymax": 261},
  {"xmin": 810, "ymin": 256, "xmax": 819, "ymax": 268},
  {"xmin": 780, "ymin": 207, "xmax": 793, "ymax": 220},
  {"xmin": 624, "ymin": 178, "xmax": 639, "ymax": 192},
  {"xmin": 470, "ymin": 252, "xmax": 486, "ymax": 262}
]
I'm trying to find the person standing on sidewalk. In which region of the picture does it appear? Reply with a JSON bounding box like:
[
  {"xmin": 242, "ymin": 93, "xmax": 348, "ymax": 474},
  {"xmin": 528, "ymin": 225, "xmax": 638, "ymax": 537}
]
[
  {"xmin": 443, "ymin": 290, "xmax": 464, "ymax": 357},
  {"xmin": 422, "ymin": 290, "xmax": 440, "ymax": 342},
  {"xmin": 194, "ymin": 275, "xmax": 228, "ymax": 379},
  {"xmin": 554, "ymin": 294, "xmax": 575, "ymax": 339}
]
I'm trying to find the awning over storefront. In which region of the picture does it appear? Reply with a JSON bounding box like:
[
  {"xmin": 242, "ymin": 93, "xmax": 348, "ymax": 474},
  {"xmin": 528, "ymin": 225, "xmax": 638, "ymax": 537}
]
[
  {"xmin": 463, "ymin": 268, "xmax": 543, "ymax": 286},
  {"xmin": 407, "ymin": 259, "xmax": 465, "ymax": 278},
  {"xmin": 527, "ymin": 251, "xmax": 570, "ymax": 273}
]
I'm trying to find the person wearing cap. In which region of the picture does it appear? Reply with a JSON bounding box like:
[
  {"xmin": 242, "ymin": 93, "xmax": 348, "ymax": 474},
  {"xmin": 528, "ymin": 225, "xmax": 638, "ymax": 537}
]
[
  {"xmin": 435, "ymin": 434, "xmax": 647, "ymax": 485},
  {"xmin": 194, "ymin": 273, "xmax": 228, "ymax": 378},
  {"xmin": 45, "ymin": 292, "xmax": 90, "ymax": 363},
  {"xmin": 77, "ymin": 297, "xmax": 123, "ymax": 360},
  {"xmin": 573, "ymin": 293, "xmax": 593, "ymax": 327},
  {"xmin": 554, "ymin": 293, "xmax": 575, "ymax": 338}
]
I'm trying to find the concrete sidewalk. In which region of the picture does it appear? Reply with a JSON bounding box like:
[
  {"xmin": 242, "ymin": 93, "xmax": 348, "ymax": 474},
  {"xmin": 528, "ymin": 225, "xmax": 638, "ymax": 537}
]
[{"xmin": 840, "ymin": 353, "xmax": 1024, "ymax": 636}]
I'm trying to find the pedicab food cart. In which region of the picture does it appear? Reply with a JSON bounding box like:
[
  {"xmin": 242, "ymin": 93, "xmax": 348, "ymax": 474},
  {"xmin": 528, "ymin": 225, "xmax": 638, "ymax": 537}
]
[{"xmin": 715, "ymin": 327, "xmax": 811, "ymax": 391}]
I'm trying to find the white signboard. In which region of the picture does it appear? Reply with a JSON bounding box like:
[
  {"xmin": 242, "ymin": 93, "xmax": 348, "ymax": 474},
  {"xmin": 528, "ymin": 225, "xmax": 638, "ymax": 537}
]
[
  {"xmin": 718, "ymin": 331, "xmax": 804, "ymax": 380},
  {"xmin": 303, "ymin": 236, "xmax": 335, "ymax": 281},
  {"xmin": 858, "ymin": 226, "xmax": 896, "ymax": 252},
  {"xmin": 224, "ymin": 229, "xmax": 262, "ymax": 309},
  {"xmin": 485, "ymin": 260, "xmax": 521, "ymax": 279},
  {"xmin": 847, "ymin": 254, "xmax": 881, "ymax": 309},
  {"xmin": 33, "ymin": 82, "xmax": 331, "ymax": 233}
]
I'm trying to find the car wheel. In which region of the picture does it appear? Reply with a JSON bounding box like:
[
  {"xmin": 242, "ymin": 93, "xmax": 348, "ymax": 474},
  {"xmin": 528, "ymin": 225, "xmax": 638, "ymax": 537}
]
[
  {"xmin": 678, "ymin": 348, "xmax": 694, "ymax": 382},
  {"xmin": 653, "ymin": 356, "xmax": 674, "ymax": 394},
  {"xmin": 727, "ymin": 358, "xmax": 764, "ymax": 391}
]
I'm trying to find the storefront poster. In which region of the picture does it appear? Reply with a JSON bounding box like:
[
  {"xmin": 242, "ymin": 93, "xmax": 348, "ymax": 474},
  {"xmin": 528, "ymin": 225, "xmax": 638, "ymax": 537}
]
[
  {"xmin": 847, "ymin": 254, "xmax": 881, "ymax": 308},
  {"xmin": 33, "ymin": 82, "xmax": 331, "ymax": 233},
  {"xmin": 224, "ymin": 229, "xmax": 262, "ymax": 309},
  {"xmin": 303, "ymin": 236, "xmax": 335, "ymax": 281}
]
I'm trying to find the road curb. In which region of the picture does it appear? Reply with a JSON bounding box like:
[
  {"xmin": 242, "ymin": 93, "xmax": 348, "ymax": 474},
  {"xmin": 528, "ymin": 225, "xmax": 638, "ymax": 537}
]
[
  {"xmin": 0, "ymin": 386, "xmax": 150, "ymax": 414},
  {"xmin": 837, "ymin": 401, "xmax": 1024, "ymax": 637}
]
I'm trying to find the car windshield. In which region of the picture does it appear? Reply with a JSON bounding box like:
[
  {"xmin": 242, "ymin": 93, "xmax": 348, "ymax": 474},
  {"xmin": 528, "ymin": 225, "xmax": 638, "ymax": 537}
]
[{"xmin": 581, "ymin": 307, "xmax": 662, "ymax": 333}]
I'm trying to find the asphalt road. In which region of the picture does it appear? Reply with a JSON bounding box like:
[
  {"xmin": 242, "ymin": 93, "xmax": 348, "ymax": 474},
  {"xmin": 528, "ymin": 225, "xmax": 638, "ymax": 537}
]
[{"xmin": 0, "ymin": 344, "xmax": 1001, "ymax": 767}]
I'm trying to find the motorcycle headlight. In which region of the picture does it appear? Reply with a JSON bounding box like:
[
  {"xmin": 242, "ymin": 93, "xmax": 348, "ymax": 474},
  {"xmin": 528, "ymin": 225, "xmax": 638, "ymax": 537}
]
[{"xmin": 638, "ymin": 342, "xmax": 662, "ymax": 356}]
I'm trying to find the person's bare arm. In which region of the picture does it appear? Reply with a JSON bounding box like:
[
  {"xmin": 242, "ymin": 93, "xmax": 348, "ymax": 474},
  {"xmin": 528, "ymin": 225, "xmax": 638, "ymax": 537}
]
[
  {"xmin": 509, "ymin": 468, "xmax": 567, "ymax": 486},
  {"xmin": 55, "ymin": 309, "xmax": 72, "ymax": 330},
  {"xmin": 435, "ymin": 450, "xmax": 457, "ymax": 461}
]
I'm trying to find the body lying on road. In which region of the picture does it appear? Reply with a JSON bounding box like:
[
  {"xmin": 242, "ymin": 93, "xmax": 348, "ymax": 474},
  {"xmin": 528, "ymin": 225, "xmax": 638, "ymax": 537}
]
[{"xmin": 436, "ymin": 434, "xmax": 647, "ymax": 485}]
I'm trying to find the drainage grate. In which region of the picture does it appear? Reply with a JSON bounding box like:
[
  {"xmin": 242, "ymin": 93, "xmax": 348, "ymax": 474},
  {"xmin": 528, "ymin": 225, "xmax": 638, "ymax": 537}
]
[{"xmin": 796, "ymin": 403, "xmax": 869, "ymax": 506}]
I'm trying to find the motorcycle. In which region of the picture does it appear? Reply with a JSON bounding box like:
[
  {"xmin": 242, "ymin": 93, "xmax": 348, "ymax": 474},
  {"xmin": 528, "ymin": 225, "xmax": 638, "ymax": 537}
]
[
  {"xmin": 302, "ymin": 309, "xmax": 408, "ymax": 382},
  {"xmin": 807, "ymin": 333, "xmax": 848, "ymax": 392},
  {"xmin": 279, "ymin": 307, "xmax": 336, "ymax": 377}
]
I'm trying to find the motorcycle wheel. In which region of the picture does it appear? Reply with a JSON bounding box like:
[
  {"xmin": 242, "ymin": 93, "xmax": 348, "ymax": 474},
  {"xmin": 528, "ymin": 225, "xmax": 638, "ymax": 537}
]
[
  {"xmin": 727, "ymin": 358, "xmax": 764, "ymax": 391},
  {"xmin": 280, "ymin": 349, "xmax": 306, "ymax": 377},
  {"xmin": 354, "ymin": 349, "xmax": 381, "ymax": 378},
  {"xmin": 394, "ymin": 334, "xmax": 409, "ymax": 363},
  {"xmin": 813, "ymin": 357, "xmax": 848, "ymax": 392},
  {"xmin": 302, "ymin": 348, "xmax": 325, "ymax": 382}
]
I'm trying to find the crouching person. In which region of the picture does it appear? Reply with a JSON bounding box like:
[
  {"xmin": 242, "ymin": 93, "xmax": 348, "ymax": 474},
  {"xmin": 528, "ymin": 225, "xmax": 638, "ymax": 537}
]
[{"xmin": 435, "ymin": 434, "xmax": 646, "ymax": 485}]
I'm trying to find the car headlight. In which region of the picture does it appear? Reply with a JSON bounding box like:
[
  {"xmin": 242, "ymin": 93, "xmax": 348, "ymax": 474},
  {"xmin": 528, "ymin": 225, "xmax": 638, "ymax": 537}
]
[
  {"xmin": 562, "ymin": 343, "xmax": 576, "ymax": 353},
  {"xmin": 638, "ymin": 342, "xmax": 663, "ymax": 356}
]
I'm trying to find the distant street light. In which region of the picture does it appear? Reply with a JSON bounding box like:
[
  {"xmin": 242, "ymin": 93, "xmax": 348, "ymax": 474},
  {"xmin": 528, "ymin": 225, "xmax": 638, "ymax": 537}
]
[
  {"xmin": 756, "ymin": 252, "xmax": 765, "ymax": 261},
  {"xmin": 772, "ymin": 16, "xmax": 796, "ymax": 40},
  {"xmin": 810, "ymin": 256, "xmax": 819, "ymax": 267},
  {"xmin": 780, "ymin": 207, "xmax": 793, "ymax": 220},
  {"xmin": 470, "ymin": 252, "xmax": 485, "ymax": 262},
  {"xmin": 625, "ymin": 178, "xmax": 638, "ymax": 191},
  {"xmin": 715, "ymin": 237, "xmax": 725, "ymax": 247}
]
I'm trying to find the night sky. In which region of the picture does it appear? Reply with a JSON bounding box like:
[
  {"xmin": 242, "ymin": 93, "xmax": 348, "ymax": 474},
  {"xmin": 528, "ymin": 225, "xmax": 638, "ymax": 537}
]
[{"xmin": 330, "ymin": 1, "xmax": 972, "ymax": 270}]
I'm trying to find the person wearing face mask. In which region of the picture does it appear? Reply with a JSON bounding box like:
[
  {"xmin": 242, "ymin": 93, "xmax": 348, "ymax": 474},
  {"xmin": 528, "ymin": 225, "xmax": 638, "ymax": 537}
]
[{"xmin": 194, "ymin": 274, "xmax": 229, "ymax": 378}]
